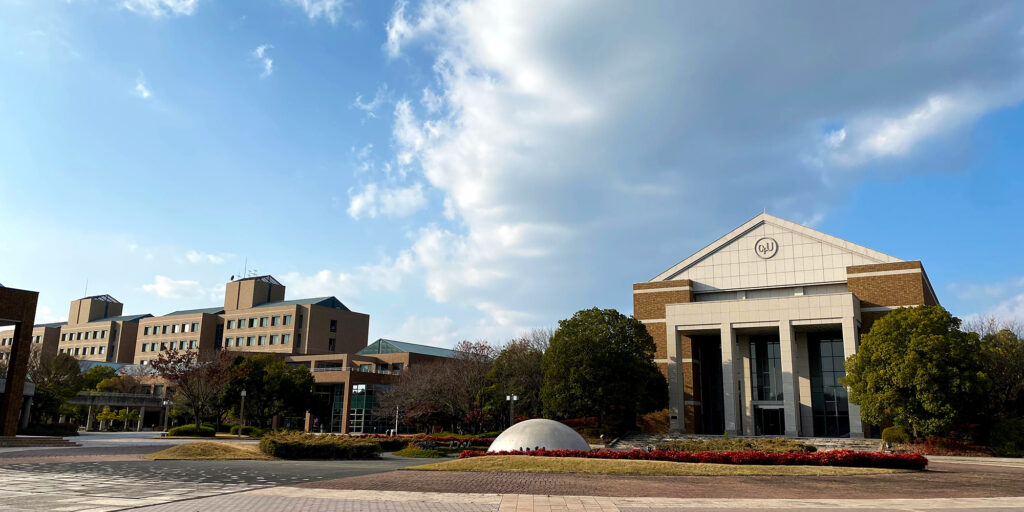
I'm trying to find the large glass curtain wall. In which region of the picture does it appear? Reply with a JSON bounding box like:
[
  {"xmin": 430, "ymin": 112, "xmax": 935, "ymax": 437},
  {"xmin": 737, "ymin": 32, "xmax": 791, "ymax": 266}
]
[{"xmin": 348, "ymin": 383, "xmax": 390, "ymax": 433}]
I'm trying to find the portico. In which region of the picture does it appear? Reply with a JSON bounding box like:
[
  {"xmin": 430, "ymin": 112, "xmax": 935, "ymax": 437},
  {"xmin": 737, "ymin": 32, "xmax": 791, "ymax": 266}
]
[{"xmin": 635, "ymin": 213, "xmax": 939, "ymax": 438}]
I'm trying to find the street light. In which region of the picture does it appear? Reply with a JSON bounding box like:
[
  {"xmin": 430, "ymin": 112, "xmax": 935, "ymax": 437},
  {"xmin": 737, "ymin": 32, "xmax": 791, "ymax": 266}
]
[
  {"xmin": 506, "ymin": 394, "xmax": 518, "ymax": 426},
  {"xmin": 162, "ymin": 400, "xmax": 172, "ymax": 433},
  {"xmin": 238, "ymin": 390, "xmax": 247, "ymax": 438}
]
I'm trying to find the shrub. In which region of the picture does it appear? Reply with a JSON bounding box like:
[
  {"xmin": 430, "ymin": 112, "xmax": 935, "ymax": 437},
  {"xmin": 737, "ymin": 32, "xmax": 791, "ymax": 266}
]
[
  {"xmin": 229, "ymin": 425, "xmax": 266, "ymax": 437},
  {"xmin": 989, "ymin": 419, "xmax": 1024, "ymax": 457},
  {"xmin": 259, "ymin": 433, "xmax": 381, "ymax": 460},
  {"xmin": 912, "ymin": 437, "xmax": 988, "ymax": 456},
  {"xmin": 459, "ymin": 448, "xmax": 927, "ymax": 470},
  {"xmin": 655, "ymin": 437, "xmax": 816, "ymax": 453},
  {"xmin": 167, "ymin": 425, "xmax": 215, "ymax": 437},
  {"xmin": 637, "ymin": 409, "xmax": 670, "ymax": 434},
  {"xmin": 882, "ymin": 426, "xmax": 911, "ymax": 445},
  {"xmin": 394, "ymin": 442, "xmax": 448, "ymax": 458},
  {"xmin": 20, "ymin": 423, "xmax": 79, "ymax": 437}
]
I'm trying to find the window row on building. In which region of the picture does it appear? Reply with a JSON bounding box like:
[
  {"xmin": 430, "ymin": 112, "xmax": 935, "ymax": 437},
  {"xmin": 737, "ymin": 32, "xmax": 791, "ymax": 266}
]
[
  {"xmin": 140, "ymin": 339, "xmax": 200, "ymax": 352},
  {"xmin": 60, "ymin": 330, "xmax": 108, "ymax": 342},
  {"xmin": 143, "ymin": 322, "xmax": 200, "ymax": 336},
  {"xmin": 225, "ymin": 314, "xmax": 296, "ymax": 330},
  {"xmin": 224, "ymin": 334, "xmax": 291, "ymax": 348},
  {"xmin": 59, "ymin": 345, "xmax": 105, "ymax": 356},
  {"xmin": 0, "ymin": 335, "xmax": 43, "ymax": 345}
]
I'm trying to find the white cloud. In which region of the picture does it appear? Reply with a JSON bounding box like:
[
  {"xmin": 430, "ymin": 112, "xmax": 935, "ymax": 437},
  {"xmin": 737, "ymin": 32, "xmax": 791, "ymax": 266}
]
[
  {"xmin": 282, "ymin": 0, "xmax": 344, "ymax": 24},
  {"xmin": 278, "ymin": 270, "xmax": 359, "ymax": 299},
  {"xmin": 132, "ymin": 74, "xmax": 151, "ymax": 99},
  {"xmin": 34, "ymin": 305, "xmax": 66, "ymax": 324},
  {"xmin": 369, "ymin": 0, "xmax": 1024, "ymax": 341},
  {"xmin": 353, "ymin": 84, "xmax": 389, "ymax": 113},
  {"xmin": 389, "ymin": 315, "xmax": 456, "ymax": 346},
  {"xmin": 142, "ymin": 275, "xmax": 203, "ymax": 299},
  {"xmin": 252, "ymin": 44, "xmax": 273, "ymax": 78},
  {"xmin": 346, "ymin": 182, "xmax": 427, "ymax": 219},
  {"xmin": 122, "ymin": 0, "xmax": 199, "ymax": 17},
  {"xmin": 185, "ymin": 250, "xmax": 227, "ymax": 264}
]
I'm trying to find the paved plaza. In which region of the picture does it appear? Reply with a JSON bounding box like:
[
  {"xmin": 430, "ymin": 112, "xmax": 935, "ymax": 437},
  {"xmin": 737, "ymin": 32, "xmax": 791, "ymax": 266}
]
[{"xmin": 0, "ymin": 433, "xmax": 1023, "ymax": 511}]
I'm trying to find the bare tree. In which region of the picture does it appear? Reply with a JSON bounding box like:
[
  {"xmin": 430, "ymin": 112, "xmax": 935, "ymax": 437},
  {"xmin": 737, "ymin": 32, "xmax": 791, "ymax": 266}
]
[
  {"xmin": 150, "ymin": 349, "xmax": 232, "ymax": 429},
  {"xmin": 964, "ymin": 315, "xmax": 1024, "ymax": 338}
]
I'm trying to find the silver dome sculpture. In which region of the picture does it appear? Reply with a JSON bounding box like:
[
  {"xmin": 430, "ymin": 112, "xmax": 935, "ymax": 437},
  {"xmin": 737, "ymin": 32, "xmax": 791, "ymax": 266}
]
[{"xmin": 487, "ymin": 418, "xmax": 592, "ymax": 452}]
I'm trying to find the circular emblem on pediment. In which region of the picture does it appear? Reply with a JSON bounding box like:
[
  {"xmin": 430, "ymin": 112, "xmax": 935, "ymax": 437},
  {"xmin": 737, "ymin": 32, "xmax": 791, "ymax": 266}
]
[{"xmin": 754, "ymin": 237, "xmax": 778, "ymax": 259}]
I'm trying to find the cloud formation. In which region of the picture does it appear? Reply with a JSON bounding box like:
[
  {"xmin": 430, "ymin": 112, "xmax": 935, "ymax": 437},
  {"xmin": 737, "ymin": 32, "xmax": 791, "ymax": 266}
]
[
  {"xmin": 252, "ymin": 44, "xmax": 273, "ymax": 78},
  {"xmin": 368, "ymin": 0, "xmax": 1024, "ymax": 342},
  {"xmin": 122, "ymin": 0, "xmax": 199, "ymax": 17},
  {"xmin": 142, "ymin": 275, "xmax": 203, "ymax": 299},
  {"xmin": 347, "ymin": 182, "xmax": 427, "ymax": 219},
  {"xmin": 132, "ymin": 74, "xmax": 151, "ymax": 99},
  {"xmin": 283, "ymin": 0, "xmax": 344, "ymax": 24},
  {"xmin": 185, "ymin": 250, "xmax": 226, "ymax": 264}
]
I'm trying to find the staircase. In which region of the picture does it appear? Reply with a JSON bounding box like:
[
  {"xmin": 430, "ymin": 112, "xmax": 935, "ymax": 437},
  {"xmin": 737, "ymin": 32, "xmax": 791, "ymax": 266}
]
[
  {"xmin": 608, "ymin": 433, "xmax": 881, "ymax": 452},
  {"xmin": 0, "ymin": 436, "xmax": 81, "ymax": 448}
]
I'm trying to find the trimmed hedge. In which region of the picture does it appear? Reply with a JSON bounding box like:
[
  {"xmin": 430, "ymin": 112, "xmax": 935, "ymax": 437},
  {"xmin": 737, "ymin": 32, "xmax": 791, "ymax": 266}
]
[
  {"xmin": 882, "ymin": 426, "xmax": 910, "ymax": 445},
  {"xmin": 459, "ymin": 448, "xmax": 928, "ymax": 470},
  {"xmin": 990, "ymin": 419, "xmax": 1024, "ymax": 457},
  {"xmin": 359, "ymin": 433, "xmax": 495, "ymax": 446},
  {"xmin": 656, "ymin": 437, "xmax": 815, "ymax": 453},
  {"xmin": 20, "ymin": 423, "xmax": 80, "ymax": 437},
  {"xmin": 167, "ymin": 425, "xmax": 215, "ymax": 437},
  {"xmin": 259, "ymin": 433, "xmax": 381, "ymax": 460},
  {"xmin": 229, "ymin": 425, "xmax": 266, "ymax": 437}
]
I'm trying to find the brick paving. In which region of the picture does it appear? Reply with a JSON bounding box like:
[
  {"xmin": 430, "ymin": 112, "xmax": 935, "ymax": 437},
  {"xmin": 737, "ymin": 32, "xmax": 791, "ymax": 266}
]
[{"xmin": 297, "ymin": 461, "xmax": 1024, "ymax": 499}]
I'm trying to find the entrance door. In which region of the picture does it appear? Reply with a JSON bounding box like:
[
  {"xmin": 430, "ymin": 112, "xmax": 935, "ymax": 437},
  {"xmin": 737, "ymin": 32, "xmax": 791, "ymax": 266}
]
[
  {"xmin": 750, "ymin": 334, "xmax": 784, "ymax": 436},
  {"xmin": 754, "ymin": 406, "xmax": 785, "ymax": 436},
  {"xmin": 809, "ymin": 333, "xmax": 851, "ymax": 437},
  {"xmin": 694, "ymin": 336, "xmax": 725, "ymax": 435}
]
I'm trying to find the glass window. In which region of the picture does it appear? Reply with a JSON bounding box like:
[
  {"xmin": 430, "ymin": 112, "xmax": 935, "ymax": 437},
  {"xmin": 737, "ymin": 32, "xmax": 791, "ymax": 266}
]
[
  {"xmin": 62, "ymin": 333, "xmax": 67, "ymax": 341},
  {"xmin": 225, "ymin": 337, "xmax": 233, "ymax": 346},
  {"xmin": 162, "ymin": 325, "xmax": 169, "ymax": 334},
  {"xmin": 328, "ymin": 338, "xmax": 336, "ymax": 351},
  {"xmin": 272, "ymin": 316, "xmax": 280, "ymax": 326},
  {"xmin": 258, "ymin": 335, "xmax": 266, "ymax": 346},
  {"xmin": 145, "ymin": 326, "xmax": 152, "ymax": 335},
  {"xmin": 329, "ymin": 320, "xmax": 337, "ymax": 333},
  {"xmin": 282, "ymin": 334, "xmax": 290, "ymax": 345},
  {"xmin": 171, "ymin": 324, "xmax": 178, "ymax": 334},
  {"xmin": 192, "ymin": 322, "xmax": 199, "ymax": 332},
  {"xmin": 74, "ymin": 347, "xmax": 80, "ymax": 355},
  {"xmin": 99, "ymin": 346, "xmax": 104, "ymax": 354},
  {"xmin": 296, "ymin": 332, "xmax": 302, "ymax": 347},
  {"xmin": 283, "ymin": 315, "xmax": 292, "ymax": 326},
  {"xmin": 160, "ymin": 342, "xmax": 167, "ymax": 350},
  {"xmin": 297, "ymin": 315, "xmax": 304, "ymax": 329},
  {"xmin": 249, "ymin": 318, "xmax": 256, "ymax": 328},
  {"xmin": 102, "ymin": 330, "xmax": 107, "ymax": 338},
  {"xmin": 142, "ymin": 343, "xmax": 147, "ymax": 352},
  {"xmin": 77, "ymin": 332, "xmax": 82, "ymax": 340},
  {"xmin": 227, "ymin": 319, "xmax": 235, "ymax": 329},
  {"xmin": 84, "ymin": 331, "xmax": 90, "ymax": 340},
  {"xmin": 391, "ymin": 363, "xmax": 403, "ymax": 375},
  {"xmin": 359, "ymin": 363, "xmax": 372, "ymax": 372},
  {"xmin": 93, "ymin": 330, "xmax": 99, "ymax": 339},
  {"xmin": 270, "ymin": 335, "xmax": 278, "ymax": 345},
  {"xmin": 750, "ymin": 336, "xmax": 783, "ymax": 402},
  {"xmin": 260, "ymin": 317, "xmax": 268, "ymax": 327},
  {"xmin": 90, "ymin": 346, "xmax": 96, "ymax": 355},
  {"xmin": 246, "ymin": 336, "xmax": 254, "ymax": 346},
  {"xmin": 236, "ymin": 338, "xmax": 243, "ymax": 347}
]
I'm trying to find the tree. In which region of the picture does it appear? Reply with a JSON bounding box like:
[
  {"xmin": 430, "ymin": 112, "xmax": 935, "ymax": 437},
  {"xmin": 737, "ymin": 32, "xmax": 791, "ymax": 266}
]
[
  {"xmin": 81, "ymin": 366, "xmax": 117, "ymax": 391},
  {"xmin": 31, "ymin": 353, "xmax": 83, "ymax": 423},
  {"xmin": 377, "ymin": 340, "xmax": 497, "ymax": 433},
  {"xmin": 96, "ymin": 375, "xmax": 143, "ymax": 394},
  {"xmin": 845, "ymin": 305, "xmax": 989, "ymax": 438},
  {"xmin": 481, "ymin": 336, "xmax": 546, "ymax": 426},
  {"xmin": 151, "ymin": 349, "xmax": 232, "ymax": 429},
  {"xmin": 221, "ymin": 354, "xmax": 315, "ymax": 427},
  {"xmin": 541, "ymin": 308, "xmax": 668, "ymax": 429},
  {"xmin": 979, "ymin": 329, "xmax": 1024, "ymax": 419}
]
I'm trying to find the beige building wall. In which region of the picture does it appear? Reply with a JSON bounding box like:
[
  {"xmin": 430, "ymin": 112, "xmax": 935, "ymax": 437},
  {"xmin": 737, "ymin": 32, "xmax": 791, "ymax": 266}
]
[
  {"xmin": 135, "ymin": 312, "xmax": 221, "ymax": 364},
  {"xmin": 0, "ymin": 325, "xmax": 61, "ymax": 365}
]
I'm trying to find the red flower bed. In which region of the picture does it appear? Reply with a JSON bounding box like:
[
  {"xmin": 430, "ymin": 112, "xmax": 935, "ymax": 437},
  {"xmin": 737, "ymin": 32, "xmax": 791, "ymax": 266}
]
[
  {"xmin": 358, "ymin": 433, "xmax": 495, "ymax": 445},
  {"xmin": 459, "ymin": 448, "xmax": 927, "ymax": 470}
]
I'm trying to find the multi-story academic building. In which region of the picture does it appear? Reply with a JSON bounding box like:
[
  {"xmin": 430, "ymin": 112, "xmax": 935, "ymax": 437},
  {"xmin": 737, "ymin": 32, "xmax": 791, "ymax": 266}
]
[
  {"xmin": 0, "ymin": 322, "xmax": 61, "ymax": 365},
  {"xmin": 635, "ymin": 213, "xmax": 939, "ymax": 439}
]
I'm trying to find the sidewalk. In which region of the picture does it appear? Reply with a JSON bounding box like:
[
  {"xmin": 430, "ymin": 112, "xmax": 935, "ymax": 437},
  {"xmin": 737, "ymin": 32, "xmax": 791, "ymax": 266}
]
[{"xmin": 129, "ymin": 488, "xmax": 1024, "ymax": 511}]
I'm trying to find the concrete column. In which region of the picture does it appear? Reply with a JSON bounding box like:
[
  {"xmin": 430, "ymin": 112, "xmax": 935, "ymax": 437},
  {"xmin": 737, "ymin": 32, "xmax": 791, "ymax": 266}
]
[
  {"xmin": 720, "ymin": 323, "xmax": 738, "ymax": 435},
  {"xmin": 137, "ymin": 407, "xmax": 145, "ymax": 432},
  {"xmin": 665, "ymin": 326, "xmax": 685, "ymax": 433},
  {"xmin": 304, "ymin": 411, "xmax": 313, "ymax": 433},
  {"xmin": 86, "ymin": 405, "xmax": 94, "ymax": 431},
  {"xmin": 841, "ymin": 317, "xmax": 864, "ymax": 438},
  {"xmin": 778, "ymin": 319, "xmax": 800, "ymax": 437},
  {"xmin": 738, "ymin": 335, "xmax": 754, "ymax": 436},
  {"xmin": 19, "ymin": 397, "xmax": 32, "ymax": 430}
]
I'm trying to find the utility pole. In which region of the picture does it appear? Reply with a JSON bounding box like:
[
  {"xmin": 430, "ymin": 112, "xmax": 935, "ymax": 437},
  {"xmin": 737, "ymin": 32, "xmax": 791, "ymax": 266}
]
[
  {"xmin": 506, "ymin": 394, "xmax": 518, "ymax": 427},
  {"xmin": 239, "ymin": 390, "xmax": 247, "ymax": 438},
  {"xmin": 394, "ymin": 405, "xmax": 399, "ymax": 436}
]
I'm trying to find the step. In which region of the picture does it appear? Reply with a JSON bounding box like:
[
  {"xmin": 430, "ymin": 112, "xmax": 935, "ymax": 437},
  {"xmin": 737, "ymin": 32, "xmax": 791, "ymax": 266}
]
[{"xmin": 0, "ymin": 436, "xmax": 81, "ymax": 448}]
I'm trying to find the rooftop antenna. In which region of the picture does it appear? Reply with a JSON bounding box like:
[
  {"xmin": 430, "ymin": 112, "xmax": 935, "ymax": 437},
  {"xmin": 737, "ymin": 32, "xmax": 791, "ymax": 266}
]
[{"xmin": 84, "ymin": 279, "xmax": 89, "ymax": 297}]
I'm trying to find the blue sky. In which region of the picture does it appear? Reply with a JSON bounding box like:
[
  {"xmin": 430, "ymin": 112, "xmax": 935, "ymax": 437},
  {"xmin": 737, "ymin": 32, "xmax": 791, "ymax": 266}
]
[{"xmin": 1, "ymin": 0, "xmax": 1023, "ymax": 346}]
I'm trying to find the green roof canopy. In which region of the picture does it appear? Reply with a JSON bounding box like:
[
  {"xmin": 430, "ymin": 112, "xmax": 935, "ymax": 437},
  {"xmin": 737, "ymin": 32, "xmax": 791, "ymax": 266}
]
[{"xmin": 356, "ymin": 338, "xmax": 457, "ymax": 358}]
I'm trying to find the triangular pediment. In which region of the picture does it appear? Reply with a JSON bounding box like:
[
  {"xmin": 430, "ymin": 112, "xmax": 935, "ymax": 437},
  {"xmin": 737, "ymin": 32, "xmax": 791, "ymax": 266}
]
[{"xmin": 652, "ymin": 213, "xmax": 902, "ymax": 291}]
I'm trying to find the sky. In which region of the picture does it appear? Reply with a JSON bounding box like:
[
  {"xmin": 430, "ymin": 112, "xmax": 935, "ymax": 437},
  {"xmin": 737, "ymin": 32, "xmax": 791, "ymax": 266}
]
[{"xmin": 1, "ymin": 0, "xmax": 1023, "ymax": 347}]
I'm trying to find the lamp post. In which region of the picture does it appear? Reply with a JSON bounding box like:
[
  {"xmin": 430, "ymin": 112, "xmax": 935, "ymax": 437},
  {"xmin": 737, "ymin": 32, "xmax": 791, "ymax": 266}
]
[
  {"xmin": 506, "ymin": 394, "xmax": 518, "ymax": 427},
  {"xmin": 162, "ymin": 400, "xmax": 171, "ymax": 432},
  {"xmin": 238, "ymin": 390, "xmax": 247, "ymax": 438}
]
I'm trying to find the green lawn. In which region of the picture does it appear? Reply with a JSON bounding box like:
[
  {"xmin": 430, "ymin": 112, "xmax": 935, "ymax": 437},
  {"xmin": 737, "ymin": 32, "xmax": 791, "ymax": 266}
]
[{"xmin": 407, "ymin": 455, "xmax": 906, "ymax": 476}]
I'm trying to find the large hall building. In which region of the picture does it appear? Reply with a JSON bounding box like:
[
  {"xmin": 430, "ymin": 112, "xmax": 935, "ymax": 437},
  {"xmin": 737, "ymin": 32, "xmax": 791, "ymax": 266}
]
[{"xmin": 634, "ymin": 213, "xmax": 938, "ymax": 439}]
